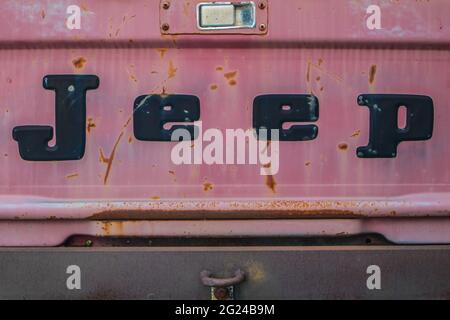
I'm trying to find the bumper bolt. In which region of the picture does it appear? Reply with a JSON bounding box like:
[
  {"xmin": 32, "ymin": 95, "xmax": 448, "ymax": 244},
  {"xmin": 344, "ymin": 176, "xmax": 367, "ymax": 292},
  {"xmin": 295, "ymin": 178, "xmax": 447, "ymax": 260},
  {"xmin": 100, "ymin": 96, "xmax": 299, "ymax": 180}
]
[
  {"xmin": 162, "ymin": 1, "xmax": 170, "ymax": 10},
  {"xmin": 213, "ymin": 287, "xmax": 230, "ymax": 300},
  {"xmin": 161, "ymin": 23, "xmax": 170, "ymax": 32}
]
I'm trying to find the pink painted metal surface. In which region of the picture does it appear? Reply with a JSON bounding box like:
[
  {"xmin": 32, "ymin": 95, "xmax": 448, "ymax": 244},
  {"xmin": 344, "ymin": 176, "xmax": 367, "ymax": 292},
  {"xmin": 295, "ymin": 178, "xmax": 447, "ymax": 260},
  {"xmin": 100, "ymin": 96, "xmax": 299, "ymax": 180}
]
[{"xmin": 0, "ymin": 0, "xmax": 449, "ymax": 245}]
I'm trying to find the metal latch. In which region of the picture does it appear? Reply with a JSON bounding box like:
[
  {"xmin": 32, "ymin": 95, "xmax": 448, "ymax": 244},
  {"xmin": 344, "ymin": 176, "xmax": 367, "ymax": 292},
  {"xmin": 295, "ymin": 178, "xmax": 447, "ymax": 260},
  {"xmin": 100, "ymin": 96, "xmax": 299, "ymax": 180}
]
[
  {"xmin": 160, "ymin": 0, "xmax": 268, "ymax": 35},
  {"xmin": 197, "ymin": 2, "xmax": 256, "ymax": 30}
]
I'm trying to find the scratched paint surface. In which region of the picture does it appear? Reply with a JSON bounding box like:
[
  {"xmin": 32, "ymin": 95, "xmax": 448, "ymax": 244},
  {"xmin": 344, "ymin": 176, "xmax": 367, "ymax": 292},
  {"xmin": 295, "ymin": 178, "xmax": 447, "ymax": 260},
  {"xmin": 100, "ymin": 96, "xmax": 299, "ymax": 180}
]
[{"xmin": 0, "ymin": 0, "xmax": 449, "ymax": 220}]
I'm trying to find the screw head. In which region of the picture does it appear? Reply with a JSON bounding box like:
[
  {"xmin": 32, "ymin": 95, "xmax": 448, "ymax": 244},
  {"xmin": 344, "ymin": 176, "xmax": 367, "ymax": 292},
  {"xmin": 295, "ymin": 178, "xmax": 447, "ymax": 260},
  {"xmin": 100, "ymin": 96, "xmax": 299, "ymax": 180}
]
[
  {"xmin": 258, "ymin": 2, "xmax": 266, "ymax": 9},
  {"xmin": 259, "ymin": 23, "xmax": 267, "ymax": 32},
  {"xmin": 162, "ymin": 1, "xmax": 170, "ymax": 10},
  {"xmin": 213, "ymin": 287, "xmax": 230, "ymax": 300},
  {"xmin": 161, "ymin": 23, "xmax": 170, "ymax": 32},
  {"xmin": 85, "ymin": 240, "xmax": 93, "ymax": 247}
]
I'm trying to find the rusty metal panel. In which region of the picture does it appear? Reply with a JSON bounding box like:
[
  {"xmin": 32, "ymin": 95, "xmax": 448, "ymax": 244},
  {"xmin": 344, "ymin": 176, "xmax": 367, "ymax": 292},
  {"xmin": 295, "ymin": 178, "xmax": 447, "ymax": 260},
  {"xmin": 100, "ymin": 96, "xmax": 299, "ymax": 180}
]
[
  {"xmin": 0, "ymin": 1, "xmax": 449, "ymax": 245},
  {"xmin": 0, "ymin": 246, "xmax": 448, "ymax": 299}
]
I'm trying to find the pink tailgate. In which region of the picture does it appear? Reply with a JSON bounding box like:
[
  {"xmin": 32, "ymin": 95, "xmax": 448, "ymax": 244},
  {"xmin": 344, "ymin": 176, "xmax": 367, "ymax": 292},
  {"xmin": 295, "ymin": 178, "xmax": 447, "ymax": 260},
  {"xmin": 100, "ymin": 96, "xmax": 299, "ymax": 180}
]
[{"xmin": 0, "ymin": 0, "xmax": 449, "ymax": 245}]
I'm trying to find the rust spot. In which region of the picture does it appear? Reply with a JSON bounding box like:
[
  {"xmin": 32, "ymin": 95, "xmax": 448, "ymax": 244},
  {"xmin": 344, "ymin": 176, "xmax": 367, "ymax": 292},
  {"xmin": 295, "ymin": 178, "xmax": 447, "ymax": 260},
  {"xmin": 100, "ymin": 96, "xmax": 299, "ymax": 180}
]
[
  {"xmin": 156, "ymin": 48, "xmax": 168, "ymax": 59},
  {"xmin": 369, "ymin": 64, "xmax": 377, "ymax": 85},
  {"xmin": 210, "ymin": 84, "xmax": 218, "ymax": 91},
  {"xmin": 87, "ymin": 117, "xmax": 96, "ymax": 133},
  {"xmin": 216, "ymin": 66, "xmax": 224, "ymax": 72},
  {"xmin": 99, "ymin": 221, "xmax": 112, "ymax": 235},
  {"xmin": 228, "ymin": 79, "xmax": 237, "ymax": 86},
  {"xmin": 316, "ymin": 76, "xmax": 321, "ymax": 81},
  {"xmin": 305, "ymin": 161, "xmax": 311, "ymax": 166},
  {"xmin": 128, "ymin": 135, "xmax": 133, "ymax": 144},
  {"xmin": 72, "ymin": 57, "xmax": 87, "ymax": 70},
  {"xmin": 224, "ymin": 71, "xmax": 237, "ymax": 80},
  {"xmin": 99, "ymin": 132, "xmax": 124, "ymax": 185},
  {"xmin": 203, "ymin": 181, "xmax": 213, "ymax": 192},
  {"xmin": 265, "ymin": 175, "xmax": 277, "ymax": 193},
  {"xmin": 169, "ymin": 170, "xmax": 177, "ymax": 182},
  {"xmin": 129, "ymin": 74, "xmax": 138, "ymax": 83},
  {"xmin": 150, "ymin": 196, "xmax": 161, "ymax": 200},
  {"xmin": 244, "ymin": 261, "xmax": 266, "ymax": 283},
  {"xmin": 127, "ymin": 65, "xmax": 138, "ymax": 83},
  {"xmin": 168, "ymin": 60, "xmax": 177, "ymax": 79},
  {"xmin": 65, "ymin": 173, "xmax": 79, "ymax": 179},
  {"xmin": 338, "ymin": 142, "xmax": 349, "ymax": 151},
  {"xmin": 351, "ymin": 130, "xmax": 361, "ymax": 138},
  {"xmin": 40, "ymin": 9, "xmax": 46, "ymax": 19},
  {"xmin": 318, "ymin": 58, "xmax": 323, "ymax": 66}
]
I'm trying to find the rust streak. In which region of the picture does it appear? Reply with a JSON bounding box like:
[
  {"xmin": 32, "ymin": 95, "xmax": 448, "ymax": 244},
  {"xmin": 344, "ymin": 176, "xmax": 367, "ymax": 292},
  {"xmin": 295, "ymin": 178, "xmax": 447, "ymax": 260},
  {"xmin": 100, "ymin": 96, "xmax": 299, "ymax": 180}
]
[
  {"xmin": 306, "ymin": 61, "xmax": 311, "ymax": 83},
  {"xmin": 265, "ymin": 175, "xmax": 276, "ymax": 193},
  {"xmin": 369, "ymin": 64, "xmax": 377, "ymax": 85},
  {"xmin": 168, "ymin": 60, "xmax": 177, "ymax": 79},
  {"xmin": 157, "ymin": 48, "xmax": 168, "ymax": 59},
  {"xmin": 100, "ymin": 132, "xmax": 124, "ymax": 185}
]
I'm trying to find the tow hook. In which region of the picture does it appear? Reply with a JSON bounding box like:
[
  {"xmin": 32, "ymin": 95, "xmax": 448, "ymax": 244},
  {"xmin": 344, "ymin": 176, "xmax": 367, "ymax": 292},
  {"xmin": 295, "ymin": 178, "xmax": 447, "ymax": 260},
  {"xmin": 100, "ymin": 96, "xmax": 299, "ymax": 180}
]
[{"xmin": 200, "ymin": 269, "xmax": 246, "ymax": 300}]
